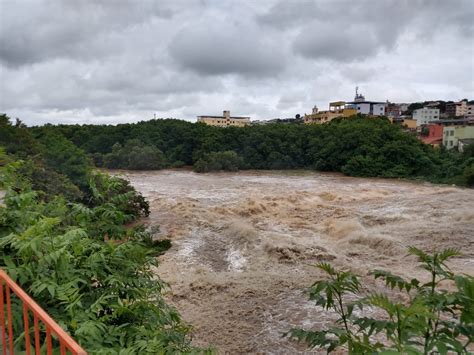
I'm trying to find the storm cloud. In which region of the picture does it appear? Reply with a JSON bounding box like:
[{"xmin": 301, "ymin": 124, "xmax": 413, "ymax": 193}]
[{"xmin": 0, "ymin": 0, "xmax": 473, "ymax": 125}]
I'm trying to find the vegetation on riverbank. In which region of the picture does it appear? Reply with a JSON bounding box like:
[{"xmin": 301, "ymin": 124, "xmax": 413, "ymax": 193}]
[
  {"xmin": 25, "ymin": 114, "xmax": 474, "ymax": 186},
  {"xmin": 0, "ymin": 115, "xmax": 201, "ymax": 353},
  {"xmin": 289, "ymin": 247, "xmax": 474, "ymax": 353}
]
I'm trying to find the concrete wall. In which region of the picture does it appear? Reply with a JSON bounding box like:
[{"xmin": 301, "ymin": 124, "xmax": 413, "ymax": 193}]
[
  {"xmin": 443, "ymin": 126, "xmax": 474, "ymax": 150},
  {"xmin": 413, "ymin": 108, "xmax": 440, "ymax": 126},
  {"xmin": 372, "ymin": 103, "xmax": 386, "ymax": 116},
  {"xmin": 197, "ymin": 116, "xmax": 250, "ymax": 127}
]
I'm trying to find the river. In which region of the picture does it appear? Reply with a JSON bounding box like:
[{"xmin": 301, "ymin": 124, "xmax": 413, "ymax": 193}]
[{"xmin": 117, "ymin": 169, "xmax": 474, "ymax": 354}]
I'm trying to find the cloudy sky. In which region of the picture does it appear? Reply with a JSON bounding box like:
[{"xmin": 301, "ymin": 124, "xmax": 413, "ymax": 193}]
[{"xmin": 1, "ymin": 0, "xmax": 473, "ymax": 126}]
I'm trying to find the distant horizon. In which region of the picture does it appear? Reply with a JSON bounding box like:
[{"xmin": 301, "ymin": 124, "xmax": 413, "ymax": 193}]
[
  {"xmin": 1, "ymin": 0, "xmax": 473, "ymax": 126},
  {"xmin": 3, "ymin": 95, "xmax": 473, "ymax": 127}
]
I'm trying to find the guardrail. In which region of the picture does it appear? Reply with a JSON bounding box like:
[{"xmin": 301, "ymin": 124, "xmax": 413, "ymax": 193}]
[{"xmin": 0, "ymin": 269, "xmax": 87, "ymax": 355}]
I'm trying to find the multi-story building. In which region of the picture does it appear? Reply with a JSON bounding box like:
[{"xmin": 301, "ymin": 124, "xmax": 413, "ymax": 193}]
[
  {"xmin": 420, "ymin": 118, "xmax": 474, "ymax": 147},
  {"xmin": 386, "ymin": 102, "xmax": 401, "ymax": 118},
  {"xmin": 304, "ymin": 101, "xmax": 357, "ymax": 124},
  {"xmin": 197, "ymin": 110, "xmax": 250, "ymax": 127},
  {"xmin": 446, "ymin": 100, "xmax": 468, "ymax": 117},
  {"xmin": 412, "ymin": 107, "xmax": 440, "ymax": 126},
  {"xmin": 443, "ymin": 125, "xmax": 474, "ymax": 150},
  {"xmin": 345, "ymin": 90, "xmax": 387, "ymax": 116},
  {"xmin": 466, "ymin": 104, "xmax": 474, "ymax": 118}
]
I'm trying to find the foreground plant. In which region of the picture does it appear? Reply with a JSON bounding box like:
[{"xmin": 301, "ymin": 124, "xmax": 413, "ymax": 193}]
[
  {"xmin": 288, "ymin": 247, "xmax": 474, "ymax": 354},
  {"xmin": 0, "ymin": 160, "xmax": 202, "ymax": 353}
]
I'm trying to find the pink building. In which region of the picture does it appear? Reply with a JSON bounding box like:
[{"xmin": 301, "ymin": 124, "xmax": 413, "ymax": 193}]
[{"xmin": 421, "ymin": 123, "xmax": 443, "ymax": 147}]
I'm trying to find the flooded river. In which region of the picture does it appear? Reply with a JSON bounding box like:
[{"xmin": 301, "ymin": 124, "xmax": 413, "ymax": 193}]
[{"xmin": 118, "ymin": 170, "xmax": 474, "ymax": 354}]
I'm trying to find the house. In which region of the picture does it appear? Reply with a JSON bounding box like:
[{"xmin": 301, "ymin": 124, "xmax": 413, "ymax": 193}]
[
  {"xmin": 386, "ymin": 102, "xmax": 402, "ymax": 118},
  {"xmin": 412, "ymin": 107, "xmax": 440, "ymax": 126},
  {"xmin": 443, "ymin": 125, "xmax": 474, "ymax": 150},
  {"xmin": 420, "ymin": 123, "xmax": 444, "ymax": 147},
  {"xmin": 391, "ymin": 116, "xmax": 417, "ymax": 130},
  {"xmin": 197, "ymin": 110, "xmax": 250, "ymax": 127},
  {"xmin": 304, "ymin": 101, "xmax": 357, "ymax": 124},
  {"xmin": 446, "ymin": 100, "xmax": 468, "ymax": 117},
  {"xmin": 345, "ymin": 89, "xmax": 387, "ymax": 116}
]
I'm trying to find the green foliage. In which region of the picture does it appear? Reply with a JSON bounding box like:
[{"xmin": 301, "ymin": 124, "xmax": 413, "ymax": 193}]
[
  {"xmin": 24, "ymin": 115, "xmax": 474, "ymax": 186},
  {"xmin": 35, "ymin": 132, "xmax": 91, "ymax": 190},
  {"xmin": 462, "ymin": 161, "xmax": 474, "ymax": 187},
  {"xmin": 16, "ymin": 159, "xmax": 83, "ymax": 201},
  {"xmin": 288, "ymin": 247, "xmax": 474, "ymax": 354},
  {"xmin": 193, "ymin": 151, "xmax": 243, "ymax": 173},
  {"xmin": 87, "ymin": 172, "xmax": 150, "ymax": 218},
  {"xmin": 0, "ymin": 114, "xmax": 41, "ymax": 158},
  {"xmin": 0, "ymin": 161, "xmax": 199, "ymax": 353},
  {"xmin": 104, "ymin": 139, "xmax": 167, "ymax": 170}
]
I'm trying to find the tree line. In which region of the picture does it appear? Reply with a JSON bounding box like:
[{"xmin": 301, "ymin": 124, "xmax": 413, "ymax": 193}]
[{"xmin": 27, "ymin": 114, "xmax": 474, "ymax": 186}]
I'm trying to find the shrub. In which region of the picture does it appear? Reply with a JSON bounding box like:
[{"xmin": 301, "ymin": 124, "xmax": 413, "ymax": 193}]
[
  {"xmin": 463, "ymin": 161, "xmax": 474, "ymax": 187},
  {"xmin": 193, "ymin": 150, "xmax": 243, "ymax": 173},
  {"xmin": 0, "ymin": 162, "xmax": 198, "ymax": 353},
  {"xmin": 288, "ymin": 247, "xmax": 474, "ymax": 353},
  {"xmin": 104, "ymin": 140, "xmax": 167, "ymax": 170}
]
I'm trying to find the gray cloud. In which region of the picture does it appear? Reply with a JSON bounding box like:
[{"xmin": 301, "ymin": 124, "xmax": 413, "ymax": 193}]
[
  {"xmin": 169, "ymin": 19, "xmax": 286, "ymax": 77},
  {"xmin": 0, "ymin": 0, "xmax": 472, "ymax": 125},
  {"xmin": 0, "ymin": 0, "xmax": 175, "ymax": 67}
]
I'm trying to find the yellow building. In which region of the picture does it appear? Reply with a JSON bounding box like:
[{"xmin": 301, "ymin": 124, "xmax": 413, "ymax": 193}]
[
  {"xmin": 304, "ymin": 101, "xmax": 357, "ymax": 124},
  {"xmin": 389, "ymin": 117, "xmax": 417, "ymax": 130},
  {"xmin": 197, "ymin": 110, "xmax": 250, "ymax": 127}
]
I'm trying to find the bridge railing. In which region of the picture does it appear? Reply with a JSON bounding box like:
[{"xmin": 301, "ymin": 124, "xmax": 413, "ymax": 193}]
[{"xmin": 0, "ymin": 269, "xmax": 87, "ymax": 355}]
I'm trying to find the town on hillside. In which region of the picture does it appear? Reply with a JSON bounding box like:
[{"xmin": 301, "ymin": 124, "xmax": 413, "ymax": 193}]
[{"xmin": 197, "ymin": 88, "xmax": 474, "ymax": 152}]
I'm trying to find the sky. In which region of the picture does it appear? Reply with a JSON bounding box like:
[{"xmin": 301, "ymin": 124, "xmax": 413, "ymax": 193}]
[{"xmin": 0, "ymin": 0, "xmax": 473, "ymax": 126}]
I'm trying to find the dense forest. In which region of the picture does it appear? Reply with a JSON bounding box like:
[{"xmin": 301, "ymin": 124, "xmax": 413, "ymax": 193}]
[
  {"xmin": 25, "ymin": 114, "xmax": 474, "ymax": 186},
  {"xmin": 0, "ymin": 115, "xmax": 203, "ymax": 353}
]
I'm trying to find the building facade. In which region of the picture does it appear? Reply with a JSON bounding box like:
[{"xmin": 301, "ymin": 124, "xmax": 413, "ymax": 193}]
[
  {"xmin": 197, "ymin": 110, "xmax": 250, "ymax": 127},
  {"xmin": 420, "ymin": 123, "xmax": 444, "ymax": 147},
  {"xmin": 466, "ymin": 104, "xmax": 474, "ymax": 118},
  {"xmin": 446, "ymin": 100, "xmax": 468, "ymax": 117},
  {"xmin": 391, "ymin": 117, "xmax": 417, "ymax": 130},
  {"xmin": 345, "ymin": 90, "xmax": 387, "ymax": 116},
  {"xmin": 412, "ymin": 107, "xmax": 440, "ymax": 126},
  {"xmin": 304, "ymin": 102, "xmax": 357, "ymax": 124},
  {"xmin": 443, "ymin": 125, "xmax": 474, "ymax": 150}
]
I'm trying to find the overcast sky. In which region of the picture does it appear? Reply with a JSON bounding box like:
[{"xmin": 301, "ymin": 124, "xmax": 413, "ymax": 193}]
[{"xmin": 1, "ymin": 0, "xmax": 473, "ymax": 126}]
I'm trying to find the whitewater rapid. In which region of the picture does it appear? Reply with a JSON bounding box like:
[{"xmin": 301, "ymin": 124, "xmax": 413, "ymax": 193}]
[{"xmin": 117, "ymin": 169, "xmax": 474, "ymax": 354}]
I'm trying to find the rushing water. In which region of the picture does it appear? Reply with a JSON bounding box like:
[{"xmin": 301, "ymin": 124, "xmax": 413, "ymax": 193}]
[{"xmin": 117, "ymin": 169, "xmax": 474, "ymax": 354}]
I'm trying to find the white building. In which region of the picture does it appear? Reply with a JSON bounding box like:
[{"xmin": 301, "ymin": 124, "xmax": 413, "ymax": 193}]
[
  {"xmin": 345, "ymin": 89, "xmax": 387, "ymax": 116},
  {"xmin": 413, "ymin": 107, "xmax": 440, "ymax": 126}
]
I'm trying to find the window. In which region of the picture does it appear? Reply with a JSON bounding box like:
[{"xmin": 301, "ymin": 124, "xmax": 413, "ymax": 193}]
[
  {"xmin": 450, "ymin": 130, "xmax": 454, "ymax": 136},
  {"xmin": 450, "ymin": 141, "xmax": 453, "ymax": 146}
]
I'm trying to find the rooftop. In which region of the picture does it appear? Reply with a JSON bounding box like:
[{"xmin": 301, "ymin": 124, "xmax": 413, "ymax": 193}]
[
  {"xmin": 428, "ymin": 118, "xmax": 474, "ymax": 125},
  {"xmin": 346, "ymin": 101, "xmax": 386, "ymax": 105}
]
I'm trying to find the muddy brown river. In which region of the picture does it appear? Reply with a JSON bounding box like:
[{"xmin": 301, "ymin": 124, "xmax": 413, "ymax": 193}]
[{"xmin": 117, "ymin": 169, "xmax": 474, "ymax": 354}]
